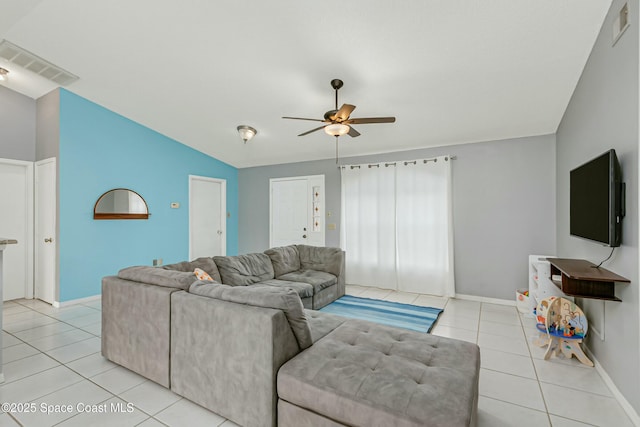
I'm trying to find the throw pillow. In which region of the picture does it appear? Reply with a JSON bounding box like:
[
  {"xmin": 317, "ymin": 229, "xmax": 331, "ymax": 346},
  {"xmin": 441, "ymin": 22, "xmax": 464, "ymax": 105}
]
[{"xmin": 194, "ymin": 268, "xmax": 214, "ymax": 282}]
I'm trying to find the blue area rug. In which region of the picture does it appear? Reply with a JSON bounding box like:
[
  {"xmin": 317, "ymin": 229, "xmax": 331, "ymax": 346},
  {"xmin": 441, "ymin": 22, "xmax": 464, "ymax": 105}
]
[{"xmin": 319, "ymin": 295, "xmax": 443, "ymax": 333}]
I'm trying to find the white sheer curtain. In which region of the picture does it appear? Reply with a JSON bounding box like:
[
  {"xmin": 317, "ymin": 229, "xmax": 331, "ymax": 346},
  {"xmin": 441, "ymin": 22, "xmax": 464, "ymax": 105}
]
[
  {"xmin": 396, "ymin": 158, "xmax": 454, "ymax": 296},
  {"xmin": 340, "ymin": 164, "xmax": 397, "ymax": 289},
  {"xmin": 340, "ymin": 156, "xmax": 454, "ymax": 296}
]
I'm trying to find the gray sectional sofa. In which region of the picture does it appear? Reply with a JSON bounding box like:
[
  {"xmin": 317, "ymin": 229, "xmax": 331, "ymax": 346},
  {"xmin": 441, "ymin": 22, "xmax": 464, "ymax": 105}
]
[{"xmin": 102, "ymin": 245, "xmax": 480, "ymax": 427}]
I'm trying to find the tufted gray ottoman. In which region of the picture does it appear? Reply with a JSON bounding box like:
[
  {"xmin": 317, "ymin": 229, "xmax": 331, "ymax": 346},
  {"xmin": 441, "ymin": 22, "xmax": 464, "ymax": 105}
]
[{"xmin": 277, "ymin": 319, "xmax": 480, "ymax": 427}]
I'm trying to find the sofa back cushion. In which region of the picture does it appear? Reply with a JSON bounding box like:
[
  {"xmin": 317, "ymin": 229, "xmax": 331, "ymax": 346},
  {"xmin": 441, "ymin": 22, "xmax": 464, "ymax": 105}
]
[
  {"xmin": 118, "ymin": 266, "xmax": 197, "ymax": 290},
  {"xmin": 264, "ymin": 246, "xmax": 301, "ymax": 277},
  {"xmin": 213, "ymin": 253, "xmax": 275, "ymax": 286},
  {"xmin": 296, "ymin": 245, "xmax": 343, "ymax": 278},
  {"xmin": 162, "ymin": 257, "xmax": 222, "ymax": 283},
  {"xmin": 189, "ymin": 281, "xmax": 312, "ymax": 350}
]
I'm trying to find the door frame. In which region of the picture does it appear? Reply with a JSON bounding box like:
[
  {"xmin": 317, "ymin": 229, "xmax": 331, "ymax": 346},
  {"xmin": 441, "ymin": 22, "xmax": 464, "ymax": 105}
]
[
  {"xmin": 0, "ymin": 158, "xmax": 34, "ymax": 300},
  {"xmin": 269, "ymin": 174, "xmax": 325, "ymax": 248},
  {"xmin": 35, "ymin": 157, "xmax": 56, "ymax": 303},
  {"xmin": 189, "ymin": 175, "xmax": 226, "ymax": 260}
]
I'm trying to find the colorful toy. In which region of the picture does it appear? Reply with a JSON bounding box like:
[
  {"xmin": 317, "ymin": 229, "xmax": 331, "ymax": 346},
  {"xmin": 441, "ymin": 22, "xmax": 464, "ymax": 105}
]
[{"xmin": 533, "ymin": 297, "xmax": 593, "ymax": 367}]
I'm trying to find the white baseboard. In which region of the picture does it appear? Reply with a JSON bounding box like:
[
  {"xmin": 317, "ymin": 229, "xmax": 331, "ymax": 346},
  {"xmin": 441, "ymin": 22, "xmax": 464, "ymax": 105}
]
[
  {"xmin": 583, "ymin": 346, "xmax": 640, "ymax": 426},
  {"xmin": 454, "ymin": 293, "xmax": 516, "ymax": 306},
  {"xmin": 53, "ymin": 294, "xmax": 101, "ymax": 308}
]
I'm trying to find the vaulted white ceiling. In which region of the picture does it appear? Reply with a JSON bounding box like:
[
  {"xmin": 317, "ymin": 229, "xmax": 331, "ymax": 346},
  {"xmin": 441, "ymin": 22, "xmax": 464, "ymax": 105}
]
[{"xmin": 0, "ymin": 1, "xmax": 611, "ymax": 167}]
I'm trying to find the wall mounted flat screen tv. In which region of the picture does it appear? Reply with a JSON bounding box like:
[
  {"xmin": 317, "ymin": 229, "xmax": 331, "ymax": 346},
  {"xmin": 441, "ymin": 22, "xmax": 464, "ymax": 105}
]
[{"xmin": 570, "ymin": 149, "xmax": 624, "ymax": 247}]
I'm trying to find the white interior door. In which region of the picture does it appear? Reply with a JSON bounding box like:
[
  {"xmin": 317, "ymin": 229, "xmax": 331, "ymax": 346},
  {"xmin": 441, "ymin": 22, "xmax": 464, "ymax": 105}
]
[
  {"xmin": 271, "ymin": 179, "xmax": 308, "ymax": 247},
  {"xmin": 35, "ymin": 158, "xmax": 56, "ymax": 304},
  {"xmin": 189, "ymin": 176, "xmax": 226, "ymax": 260},
  {"xmin": 270, "ymin": 175, "xmax": 325, "ymax": 247},
  {"xmin": 0, "ymin": 159, "xmax": 33, "ymax": 301}
]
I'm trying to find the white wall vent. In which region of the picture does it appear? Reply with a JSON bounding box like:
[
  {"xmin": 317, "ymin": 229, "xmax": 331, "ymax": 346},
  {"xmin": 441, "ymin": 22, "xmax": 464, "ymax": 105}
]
[{"xmin": 0, "ymin": 39, "xmax": 78, "ymax": 86}]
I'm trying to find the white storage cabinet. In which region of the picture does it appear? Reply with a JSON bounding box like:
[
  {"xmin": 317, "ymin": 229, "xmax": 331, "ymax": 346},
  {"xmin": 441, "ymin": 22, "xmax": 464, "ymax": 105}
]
[{"xmin": 528, "ymin": 255, "xmax": 570, "ymax": 315}]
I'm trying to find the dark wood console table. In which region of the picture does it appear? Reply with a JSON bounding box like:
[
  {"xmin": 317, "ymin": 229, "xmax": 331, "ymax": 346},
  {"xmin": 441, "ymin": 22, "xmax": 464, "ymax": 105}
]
[{"xmin": 546, "ymin": 258, "xmax": 630, "ymax": 301}]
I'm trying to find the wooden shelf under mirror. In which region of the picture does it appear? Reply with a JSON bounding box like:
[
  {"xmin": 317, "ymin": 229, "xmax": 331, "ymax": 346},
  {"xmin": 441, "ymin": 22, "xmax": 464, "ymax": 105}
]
[
  {"xmin": 546, "ymin": 258, "xmax": 630, "ymax": 301},
  {"xmin": 94, "ymin": 188, "xmax": 149, "ymax": 220}
]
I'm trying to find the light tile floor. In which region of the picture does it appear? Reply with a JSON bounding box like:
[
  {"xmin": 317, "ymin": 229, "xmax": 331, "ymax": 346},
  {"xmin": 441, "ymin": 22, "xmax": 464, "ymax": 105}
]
[
  {"xmin": 347, "ymin": 285, "xmax": 636, "ymax": 427},
  {"xmin": 1, "ymin": 298, "xmax": 238, "ymax": 427},
  {"xmin": 0, "ymin": 287, "xmax": 635, "ymax": 427}
]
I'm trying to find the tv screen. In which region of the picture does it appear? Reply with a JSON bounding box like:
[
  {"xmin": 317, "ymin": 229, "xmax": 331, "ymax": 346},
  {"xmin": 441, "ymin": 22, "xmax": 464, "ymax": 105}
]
[{"xmin": 570, "ymin": 149, "xmax": 623, "ymax": 247}]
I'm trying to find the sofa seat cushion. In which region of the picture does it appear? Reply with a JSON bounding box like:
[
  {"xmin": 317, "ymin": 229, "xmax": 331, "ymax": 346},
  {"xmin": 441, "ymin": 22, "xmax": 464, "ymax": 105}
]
[
  {"xmin": 296, "ymin": 245, "xmax": 343, "ymax": 278},
  {"xmin": 214, "ymin": 253, "xmax": 275, "ymax": 286},
  {"xmin": 189, "ymin": 281, "xmax": 312, "ymax": 350},
  {"xmin": 118, "ymin": 266, "xmax": 197, "ymax": 290},
  {"xmin": 162, "ymin": 257, "xmax": 222, "ymax": 283},
  {"xmin": 278, "ymin": 270, "xmax": 337, "ymax": 293},
  {"xmin": 259, "ymin": 279, "xmax": 314, "ymax": 299},
  {"xmin": 277, "ymin": 319, "xmax": 480, "ymax": 427},
  {"xmin": 264, "ymin": 246, "xmax": 301, "ymax": 277},
  {"xmin": 304, "ymin": 309, "xmax": 347, "ymax": 343}
]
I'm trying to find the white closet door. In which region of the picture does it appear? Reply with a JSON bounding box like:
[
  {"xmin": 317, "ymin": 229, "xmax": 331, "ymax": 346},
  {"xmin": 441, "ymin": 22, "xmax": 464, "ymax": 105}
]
[
  {"xmin": 0, "ymin": 159, "xmax": 33, "ymax": 301},
  {"xmin": 190, "ymin": 176, "xmax": 226, "ymax": 259},
  {"xmin": 35, "ymin": 158, "xmax": 56, "ymax": 304}
]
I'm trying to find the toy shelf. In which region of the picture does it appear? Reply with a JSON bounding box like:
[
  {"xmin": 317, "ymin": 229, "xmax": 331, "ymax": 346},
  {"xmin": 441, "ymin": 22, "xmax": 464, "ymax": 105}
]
[{"xmin": 528, "ymin": 255, "xmax": 568, "ymax": 315}]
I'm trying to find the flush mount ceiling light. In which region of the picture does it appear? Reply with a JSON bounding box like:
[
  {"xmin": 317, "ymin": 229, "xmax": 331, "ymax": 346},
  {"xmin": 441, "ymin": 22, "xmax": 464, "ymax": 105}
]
[
  {"xmin": 237, "ymin": 125, "xmax": 257, "ymax": 144},
  {"xmin": 0, "ymin": 67, "xmax": 8, "ymax": 82},
  {"xmin": 324, "ymin": 123, "xmax": 350, "ymax": 136}
]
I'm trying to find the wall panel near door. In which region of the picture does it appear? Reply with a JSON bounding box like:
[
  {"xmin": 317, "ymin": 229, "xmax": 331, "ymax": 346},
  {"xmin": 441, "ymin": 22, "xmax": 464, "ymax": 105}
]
[{"xmin": 0, "ymin": 158, "xmax": 33, "ymax": 301}]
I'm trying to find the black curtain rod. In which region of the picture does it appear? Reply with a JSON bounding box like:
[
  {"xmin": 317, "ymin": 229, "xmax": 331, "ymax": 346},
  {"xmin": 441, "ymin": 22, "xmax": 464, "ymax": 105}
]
[{"xmin": 338, "ymin": 155, "xmax": 456, "ymax": 169}]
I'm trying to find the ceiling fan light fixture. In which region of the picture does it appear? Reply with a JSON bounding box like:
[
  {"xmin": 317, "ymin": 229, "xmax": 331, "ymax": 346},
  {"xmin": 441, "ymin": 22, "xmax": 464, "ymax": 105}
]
[
  {"xmin": 237, "ymin": 125, "xmax": 257, "ymax": 143},
  {"xmin": 324, "ymin": 123, "xmax": 350, "ymax": 137}
]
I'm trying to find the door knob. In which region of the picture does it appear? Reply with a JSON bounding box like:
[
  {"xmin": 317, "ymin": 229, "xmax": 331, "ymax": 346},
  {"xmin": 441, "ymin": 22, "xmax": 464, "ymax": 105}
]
[
  {"xmin": 217, "ymin": 230, "xmax": 222, "ymax": 235},
  {"xmin": 44, "ymin": 237, "xmax": 53, "ymax": 243},
  {"xmin": 302, "ymin": 234, "xmax": 307, "ymax": 239}
]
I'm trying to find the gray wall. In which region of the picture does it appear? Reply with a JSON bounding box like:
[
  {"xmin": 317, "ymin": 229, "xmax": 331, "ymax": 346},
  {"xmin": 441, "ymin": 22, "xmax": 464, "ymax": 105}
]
[
  {"xmin": 0, "ymin": 86, "xmax": 35, "ymax": 161},
  {"xmin": 239, "ymin": 134, "xmax": 556, "ymax": 300},
  {"xmin": 556, "ymin": 0, "xmax": 639, "ymax": 413},
  {"xmin": 36, "ymin": 89, "xmax": 60, "ymax": 161}
]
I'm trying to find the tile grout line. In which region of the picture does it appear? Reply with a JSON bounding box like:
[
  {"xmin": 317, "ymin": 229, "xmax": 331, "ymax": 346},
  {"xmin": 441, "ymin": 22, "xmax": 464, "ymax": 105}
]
[
  {"xmin": 478, "ymin": 394, "xmax": 551, "ymax": 417},
  {"xmin": 517, "ymin": 306, "xmax": 554, "ymax": 426}
]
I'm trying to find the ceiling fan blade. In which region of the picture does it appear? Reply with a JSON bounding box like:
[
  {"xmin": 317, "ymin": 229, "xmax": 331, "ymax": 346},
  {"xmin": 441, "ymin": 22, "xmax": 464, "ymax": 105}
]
[
  {"xmin": 345, "ymin": 117, "xmax": 396, "ymax": 124},
  {"xmin": 334, "ymin": 104, "xmax": 356, "ymax": 121},
  {"xmin": 282, "ymin": 116, "xmax": 326, "ymax": 122},
  {"xmin": 298, "ymin": 125, "xmax": 326, "ymax": 136},
  {"xmin": 347, "ymin": 126, "xmax": 361, "ymax": 138}
]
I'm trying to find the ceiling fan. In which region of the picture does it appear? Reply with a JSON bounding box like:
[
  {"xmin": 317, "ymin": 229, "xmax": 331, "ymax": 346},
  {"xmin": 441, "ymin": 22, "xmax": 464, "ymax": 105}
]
[{"xmin": 282, "ymin": 79, "xmax": 396, "ymax": 139}]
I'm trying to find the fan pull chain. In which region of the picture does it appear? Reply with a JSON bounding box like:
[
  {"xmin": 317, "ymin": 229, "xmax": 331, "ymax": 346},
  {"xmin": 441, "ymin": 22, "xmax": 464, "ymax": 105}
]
[{"xmin": 335, "ymin": 136, "xmax": 339, "ymax": 163}]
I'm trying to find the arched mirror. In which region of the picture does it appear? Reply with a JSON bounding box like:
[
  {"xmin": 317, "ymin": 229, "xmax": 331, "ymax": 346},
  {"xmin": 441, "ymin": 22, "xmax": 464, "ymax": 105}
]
[{"xmin": 94, "ymin": 188, "xmax": 149, "ymax": 220}]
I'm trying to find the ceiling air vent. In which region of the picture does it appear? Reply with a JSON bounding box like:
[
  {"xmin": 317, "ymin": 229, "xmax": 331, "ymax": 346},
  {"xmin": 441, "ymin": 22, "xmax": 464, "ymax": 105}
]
[{"xmin": 0, "ymin": 39, "xmax": 78, "ymax": 86}]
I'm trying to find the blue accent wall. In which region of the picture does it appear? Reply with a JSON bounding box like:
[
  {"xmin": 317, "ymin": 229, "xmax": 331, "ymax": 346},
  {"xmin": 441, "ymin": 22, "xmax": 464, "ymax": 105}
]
[{"xmin": 58, "ymin": 89, "xmax": 238, "ymax": 302}]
